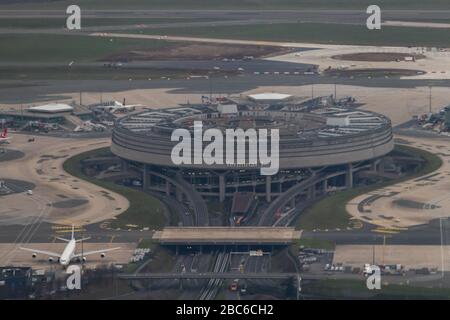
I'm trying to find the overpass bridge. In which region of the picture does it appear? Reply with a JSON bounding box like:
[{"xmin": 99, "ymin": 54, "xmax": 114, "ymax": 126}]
[
  {"xmin": 153, "ymin": 227, "xmax": 302, "ymax": 246},
  {"xmin": 119, "ymin": 272, "xmax": 298, "ymax": 280}
]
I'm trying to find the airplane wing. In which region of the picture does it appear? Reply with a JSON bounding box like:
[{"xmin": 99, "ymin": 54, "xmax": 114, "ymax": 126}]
[
  {"xmin": 75, "ymin": 237, "xmax": 91, "ymax": 243},
  {"xmin": 19, "ymin": 247, "xmax": 61, "ymax": 258},
  {"xmin": 73, "ymin": 247, "xmax": 120, "ymax": 258},
  {"xmin": 55, "ymin": 237, "xmax": 70, "ymax": 242}
]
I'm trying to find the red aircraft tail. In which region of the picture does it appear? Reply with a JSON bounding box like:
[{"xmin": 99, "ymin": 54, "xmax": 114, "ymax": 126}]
[{"xmin": 0, "ymin": 128, "xmax": 7, "ymax": 138}]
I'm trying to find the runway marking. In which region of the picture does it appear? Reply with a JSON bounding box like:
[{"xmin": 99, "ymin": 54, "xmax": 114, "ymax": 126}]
[
  {"xmin": 52, "ymin": 225, "xmax": 77, "ymax": 230},
  {"xmin": 387, "ymin": 226, "xmax": 408, "ymax": 231},
  {"xmin": 349, "ymin": 220, "xmax": 363, "ymax": 229},
  {"xmin": 55, "ymin": 228, "xmax": 85, "ymax": 234},
  {"xmin": 371, "ymin": 228, "xmax": 399, "ymax": 234}
]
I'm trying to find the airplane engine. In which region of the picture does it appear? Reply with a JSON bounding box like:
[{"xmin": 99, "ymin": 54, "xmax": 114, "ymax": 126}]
[
  {"xmin": 82, "ymin": 257, "xmax": 87, "ymax": 262},
  {"xmin": 32, "ymin": 253, "xmax": 37, "ymax": 258},
  {"xmin": 48, "ymin": 257, "xmax": 54, "ymax": 262},
  {"xmin": 100, "ymin": 253, "xmax": 105, "ymax": 258}
]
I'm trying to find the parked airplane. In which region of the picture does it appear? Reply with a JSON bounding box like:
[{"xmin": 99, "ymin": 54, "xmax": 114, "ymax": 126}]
[
  {"xmin": 93, "ymin": 100, "xmax": 141, "ymax": 114},
  {"xmin": 0, "ymin": 128, "xmax": 11, "ymax": 144},
  {"xmin": 19, "ymin": 225, "xmax": 120, "ymax": 267}
]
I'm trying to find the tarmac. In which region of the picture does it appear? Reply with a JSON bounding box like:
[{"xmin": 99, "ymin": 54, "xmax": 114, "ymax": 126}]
[
  {"xmin": 0, "ymin": 242, "xmax": 136, "ymax": 269},
  {"xmin": 347, "ymin": 136, "xmax": 450, "ymax": 229},
  {"xmin": 0, "ymin": 134, "xmax": 129, "ymax": 226},
  {"xmin": 333, "ymin": 245, "xmax": 448, "ymax": 271}
]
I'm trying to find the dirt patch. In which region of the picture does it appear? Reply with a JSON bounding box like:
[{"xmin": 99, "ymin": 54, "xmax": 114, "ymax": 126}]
[
  {"xmin": 324, "ymin": 68, "xmax": 425, "ymax": 78},
  {"xmin": 52, "ymin": 198, "xmax": 89, "ymax": 208},
  {"xmin": 393, "ymin": 199, "xmax": 439, "ymax": 210},
  {"xmin": 331, "ymin": 52, "xmax": 426, "ymax": 62},
  {"xmin": 103, "ymin": 43, "xmax": 292, "ymax": 62},
  {"xmin": 0, "ymin": 149, "xmax": 24, "ymax": 162},
  {"xmin": 101, "ymin": 190, "xmax": 115, "ymax": 201}
]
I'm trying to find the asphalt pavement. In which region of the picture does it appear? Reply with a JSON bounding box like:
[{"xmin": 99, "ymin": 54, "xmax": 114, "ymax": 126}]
[{"xmin": 2, "ymin": 74, "xmax": 450, "ymax": 105}]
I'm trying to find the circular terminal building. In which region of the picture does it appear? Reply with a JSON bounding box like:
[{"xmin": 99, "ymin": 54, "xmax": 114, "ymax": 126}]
[{"xmin": 111, "ymin": 94, "xmax": 393, "ymax": 223}]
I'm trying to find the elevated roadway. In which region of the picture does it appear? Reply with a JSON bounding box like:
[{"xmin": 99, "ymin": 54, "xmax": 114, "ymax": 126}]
[
  {"xmin": 119, "ymin": 272, "xmax": 298, "ymax": 280},
  {"xmin": 153, "ymin": 227, "xmax": 301, "ymax": 245}
]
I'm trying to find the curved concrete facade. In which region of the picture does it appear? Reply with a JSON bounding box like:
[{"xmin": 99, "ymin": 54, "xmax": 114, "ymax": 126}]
[
  {"xmin": 111, "ymin": 102, "xmax": 394, "ymax": 205},
  {"xmin": 111, "ymin": 119, "xmax": 394, "ymax": 170}
]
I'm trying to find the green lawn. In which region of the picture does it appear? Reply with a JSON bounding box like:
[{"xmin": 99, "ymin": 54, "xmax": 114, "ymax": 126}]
[
  {"xmin": 2, "ymin": 0, "xmax": 450, "ymax": 10},
  {"xmin": 137, "ymin": 238, "xmax": 158, "ymax": 249},
  {"xmin": 138, "ymin": 246, "xmax": 177, "ymax": 273},
  {"xmin": 63, "ymin": 147, "xmax": 166, "ymax": 230},
  {"xmin": 296, "ymin": 144, "xmax": 443, "ymax": 231},
  {"xmin": 2, "ymin": 24, "xmax": 449, "ymax": 65},
  {"xmin": 0, "ymin": 34, "xmax": 176, "ymax": 63},
  {"xmin": 293, "ymin": 238, "xmax": 336, "ymax": 250},
  {"xmin": 139, "ymin": 22, "xmax": 450, "ymax": 47},
  {"xmin": 0, "ymin": 17, "xmax": 217, "ymax": 29}
]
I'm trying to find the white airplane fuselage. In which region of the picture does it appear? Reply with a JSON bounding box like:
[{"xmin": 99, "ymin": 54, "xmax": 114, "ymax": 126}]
[
  {"xmin": 59, "ymin": 239, "xmax": 76, "ymax": 266},
  {"xmin": 19, "ymin": 224, "xmax": 120, "ymax": 267}
]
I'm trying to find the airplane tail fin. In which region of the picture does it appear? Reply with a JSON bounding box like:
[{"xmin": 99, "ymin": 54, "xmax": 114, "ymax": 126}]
[
  {"xmin": 0, "ymin": 128, "xmax": 6, "ymax": 138},
  {"xmin": 71, "ymin": 224, "xmax": 75, "ymax": 240}
]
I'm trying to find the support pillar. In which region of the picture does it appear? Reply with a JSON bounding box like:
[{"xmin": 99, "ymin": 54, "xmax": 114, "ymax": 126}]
[
  {"xmin": 371, "ymin": 160, "xmax": 377, "ymax": 172},
  {"xmin": 143, "ymin": 165, "xmax": 149, "ymax": 189},
  {"xmin": 265, "ymin": 176, "xmax": 272, "ymax": 203},
  {"xmin": 346, "ymin": 163, "xmax": 353, "ymax": 188},
  {"xmin": 176, "ymin": 187, "xmax": 183, "ymax": 202},
  {"xmin": 179, "ymin": 279, "xmax": 183, "ymax": 290},
  {"xmin": 290, "ymin": 197, "xmax": 296, "ymax": 208},
  {"xmin": 308, "ymin": 185, "xmax": 316, "ymax": 200},
  {"xmin": 165, "ymin": 180, "xmax": 170, "ymax": 196},
  {"xmin": 121, "ymin": 160, "xmax": 129, "ymax": 172},
  {"xmin": 323, "ymin": 179, "xmax": 328, "ymax": 193},
  {"xmin": 219, "ymin": 174, "xmax": 225, "ymax": 203}
]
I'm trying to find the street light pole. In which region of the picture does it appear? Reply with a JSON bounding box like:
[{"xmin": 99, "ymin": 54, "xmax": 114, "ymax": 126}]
[{"xmin": 429, "ymin": 86, "xmax": 432, "ymax": 113}]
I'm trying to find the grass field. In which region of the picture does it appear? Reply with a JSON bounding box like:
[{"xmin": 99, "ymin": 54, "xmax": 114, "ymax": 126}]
[
  {"xmin": 295, "ymin": 144, "xmax": 443, "ymax": 231},
  {"xmin": 2, "ymin": 0, "xmax": 450, "ymax": 10},
  {"xmin": 140, "ymin": 22, "xmax": 450, "ymax": 47},
  {"xmin": 0, "ymin": 34, "xmax": 176, "ymax": 63},
  {"xmin": 1, "ymin": 25, "xmax": 449, "ymax": 66},
  {"xmin": 0, "ymin": 17, "xmax": 217, "ymax": 29},
  {"xmin": 293, "ymin": 238, "xmax": 335, "ymax": 250},
  {"xmin": 63, "ymin": 147, "xmax": 166, "ymax": 230}
]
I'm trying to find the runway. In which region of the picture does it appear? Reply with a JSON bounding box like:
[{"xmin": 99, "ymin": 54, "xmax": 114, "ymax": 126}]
[
  {"xmin": 1, "ymin": 9, "xmax": 450, "ymax": 25},
  {"xmin": 2, "ymin": 74, "xmax": 450, "ymax": 105}
]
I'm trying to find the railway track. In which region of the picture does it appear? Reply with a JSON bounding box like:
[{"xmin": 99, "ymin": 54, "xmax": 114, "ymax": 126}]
[{"xmin": 199, "ymin": 251, "xmax": 230, "ymax": 300}]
